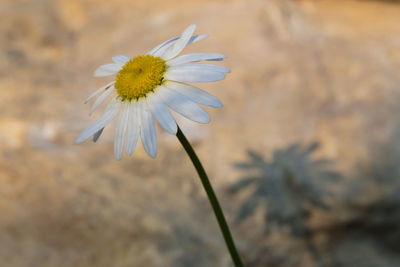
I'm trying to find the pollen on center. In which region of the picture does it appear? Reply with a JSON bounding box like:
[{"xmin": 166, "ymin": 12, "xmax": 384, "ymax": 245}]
[{"xmin": 115, "ymin": 55, "xmax": 167, "ymax": 101}]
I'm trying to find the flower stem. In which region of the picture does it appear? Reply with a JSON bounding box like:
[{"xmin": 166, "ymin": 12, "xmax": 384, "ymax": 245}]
[{"xmin": 176, "ymin": 127, "xmax": 244, "ymax": 267}]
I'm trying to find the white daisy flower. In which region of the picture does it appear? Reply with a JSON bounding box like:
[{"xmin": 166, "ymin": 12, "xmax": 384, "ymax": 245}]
[{"xmin": 76, "ymin": 24, "xmax": 229, "ymax": 159}]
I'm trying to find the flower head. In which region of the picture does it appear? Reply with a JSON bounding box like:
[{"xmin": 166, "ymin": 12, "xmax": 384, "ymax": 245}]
[{"xmin": 76, "ymin": 25, "xmax": 229, "ymax": 159}]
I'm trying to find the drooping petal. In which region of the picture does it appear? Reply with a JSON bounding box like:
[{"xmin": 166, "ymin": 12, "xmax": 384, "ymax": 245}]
[
  {"xmin": 114, "ymin": 102, "xmax": 130, "ymax": 160},
  {"xmin": 94, "ymin": 63, "xmax": 121, "ymax": 77},
  {"xmin": 167, "ymin": 53, "xmax": 226, "ymax": 66},
  {"xmin": 161, "ymin": 24, "xmax": 196, "ymax": 60},
  {"xmin": 112, "ymin": 55, "xmax": 130, "ymax": 64},
  {"xmin": 168, "ymin": 64, "xmax": 230, "ymax": 73},
  {"xmin": 148, "ymin": 36, "xmax": 179, "ymax": 55},
  {"xmin": 85, "ymin": 81, "xmax": 114, "ymax": 103},
  {"xmin": 126, "ymin": 102, "xmax": 140, "ymax": 155},
  {"xmin": 150, "ymin": 34, "xmax": 208, "ymax": 57},
  {"xmin": 165, "ymin": 81, "xmax": 222, "ymax": 108},
  {"xmin": 75, "ymin": 98, "xmax": 121, "ymax": 144},
  {"xmin": 146, "ymin": 92, "xmax": 177, "ymax": 134},
  {"xmin": 165, "ymin": 69, "xmax": 225, "ymax": 83},
  {"xmin": 90, "ymin": 86, "xmax": 115, "ymax": 114},
  {"xmin": 188, "ymin": 34, "xmax": 208, "ymax": 45},
  {"xmin": 157, "ymin": 86, "xmax": 210, "ymax": 123},
  {"xmin": 139, "ymin": 100, "xmax": 157, "ymax": 158}
]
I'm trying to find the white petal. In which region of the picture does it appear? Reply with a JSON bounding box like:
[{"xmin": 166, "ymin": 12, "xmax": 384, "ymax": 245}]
[
  {"xmin": 189, "ymin": 34, "xmax": 208, "ymax": 45},
  {"xmin": 76, "ymin": 98, "xmax": 120, "ymax": 144},
  {"xmin": 156, "ymin": 86, "xmax": 210, "ymax": 123},
  {"xmin": 168, "ymin": 64, "xmax": 230, "ymax": 73},
  {"xmin": 114, "ymin": 102, "xmax": 130, "ymax": 160},
  {"xmin": 139, "ymin": 101, "xmax": 157, "ymax": 158},
  {"xmin": 162, "ymin": 24, "xmax": 196, "ymax": 60},
  {"xmin": 146, "ymin": 92, "xmax": 177, "ymax": 134},
  {"xmin": 85, "ymin": 81, "xmax": 114, "ymax": 103},
  {"xmin": 148, "ymin": 36, "xmax": 179, "ymax": 55},
  {"xmin": 126, "ymin": 103, "xmax": 140, "ymax": 155},
  {"xmin": 112, "ymin": 55, "xmax": 130, "ymax": 64},
  {"xmin": 165, "ymin": 81, "xmax": 223, "ymax": 108},
  {"xmin": 90, "ymin": 86, "xmax": 115, "ymax": 114},
  {"xmin": 150, "ymin": 34, "xmax": 208, "ymax": 57},
  {"xmin": 165, "ymin": 69, "xmax": 225, "ymax": 83},
  {"xmin": 167, "ymin": 53, "xmax": 226, "ymax": 66},
  {"xmin": 92, "ymin": 127, "xmax": 104, "ymax": 142},
  {"xmin": 94, "ymin": 63, "xmax": 121, "ymax": 77}
]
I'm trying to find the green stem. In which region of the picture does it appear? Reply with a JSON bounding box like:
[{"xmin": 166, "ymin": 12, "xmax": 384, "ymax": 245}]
[{"xmin": 177, "ymin": 127, "xmax": 244, "ymax": 267}]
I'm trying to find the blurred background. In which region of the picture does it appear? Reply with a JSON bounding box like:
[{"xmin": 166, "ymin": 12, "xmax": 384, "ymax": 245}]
[{"xmin": 1, "ymin": 0, "xmax": 400, "ymax": 266}]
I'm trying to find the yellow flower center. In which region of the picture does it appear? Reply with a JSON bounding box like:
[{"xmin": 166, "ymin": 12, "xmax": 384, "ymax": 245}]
[{"xmin": 114, "ymin": 55, "xmax": 167, "ymax": 101}]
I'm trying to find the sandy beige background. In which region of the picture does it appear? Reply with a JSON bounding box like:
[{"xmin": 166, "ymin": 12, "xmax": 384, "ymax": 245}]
[{"xmin": 1, "ymin": 0, "xmax": 400, "ymax": 266}]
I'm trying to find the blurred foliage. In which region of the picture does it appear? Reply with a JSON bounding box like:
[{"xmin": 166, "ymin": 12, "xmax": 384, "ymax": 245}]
[{"xmin": 229, "ymin": 143, "xmax": 340, "ymax": 235}]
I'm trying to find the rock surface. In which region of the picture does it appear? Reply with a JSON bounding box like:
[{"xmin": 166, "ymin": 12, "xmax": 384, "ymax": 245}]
[{"xmin": 0, "ymin": 0, "xmax": 400, "ymax": 266}]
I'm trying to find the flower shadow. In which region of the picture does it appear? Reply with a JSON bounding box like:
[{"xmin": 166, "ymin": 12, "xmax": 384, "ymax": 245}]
[
  {"xmin": 228, "ymin": 142, "xmax": 341, "ymax": 265},
  {"xmin": 229, "ymin": 142, "xmax": 340, "ymax": 234}
]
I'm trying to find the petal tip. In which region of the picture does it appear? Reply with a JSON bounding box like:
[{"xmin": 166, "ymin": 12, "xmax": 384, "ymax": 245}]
[
  {"xmin": 214, "ymin": 101, "xmax": 223, "ymax": 108},
  {"xmin": 171, "ymin": 126, "xmax": 178, "ymax": 135},
  {"xmin": 187, "ymin": 24, "xmax": 197, "ymax": 31},
  {"xmin": 146, "ymin": 149, "xmax": 157, "ymax": 158},
  {"xmin": 93, "ymin": 71, "xmax": 104, "ymax": 77},
  {"xmin": 198, "ymin": 116, "xmax": 211, "ymax": 124},
  {"xmin": 167, "ymin": 124, "xmax": 178, "ymax": 135}
]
